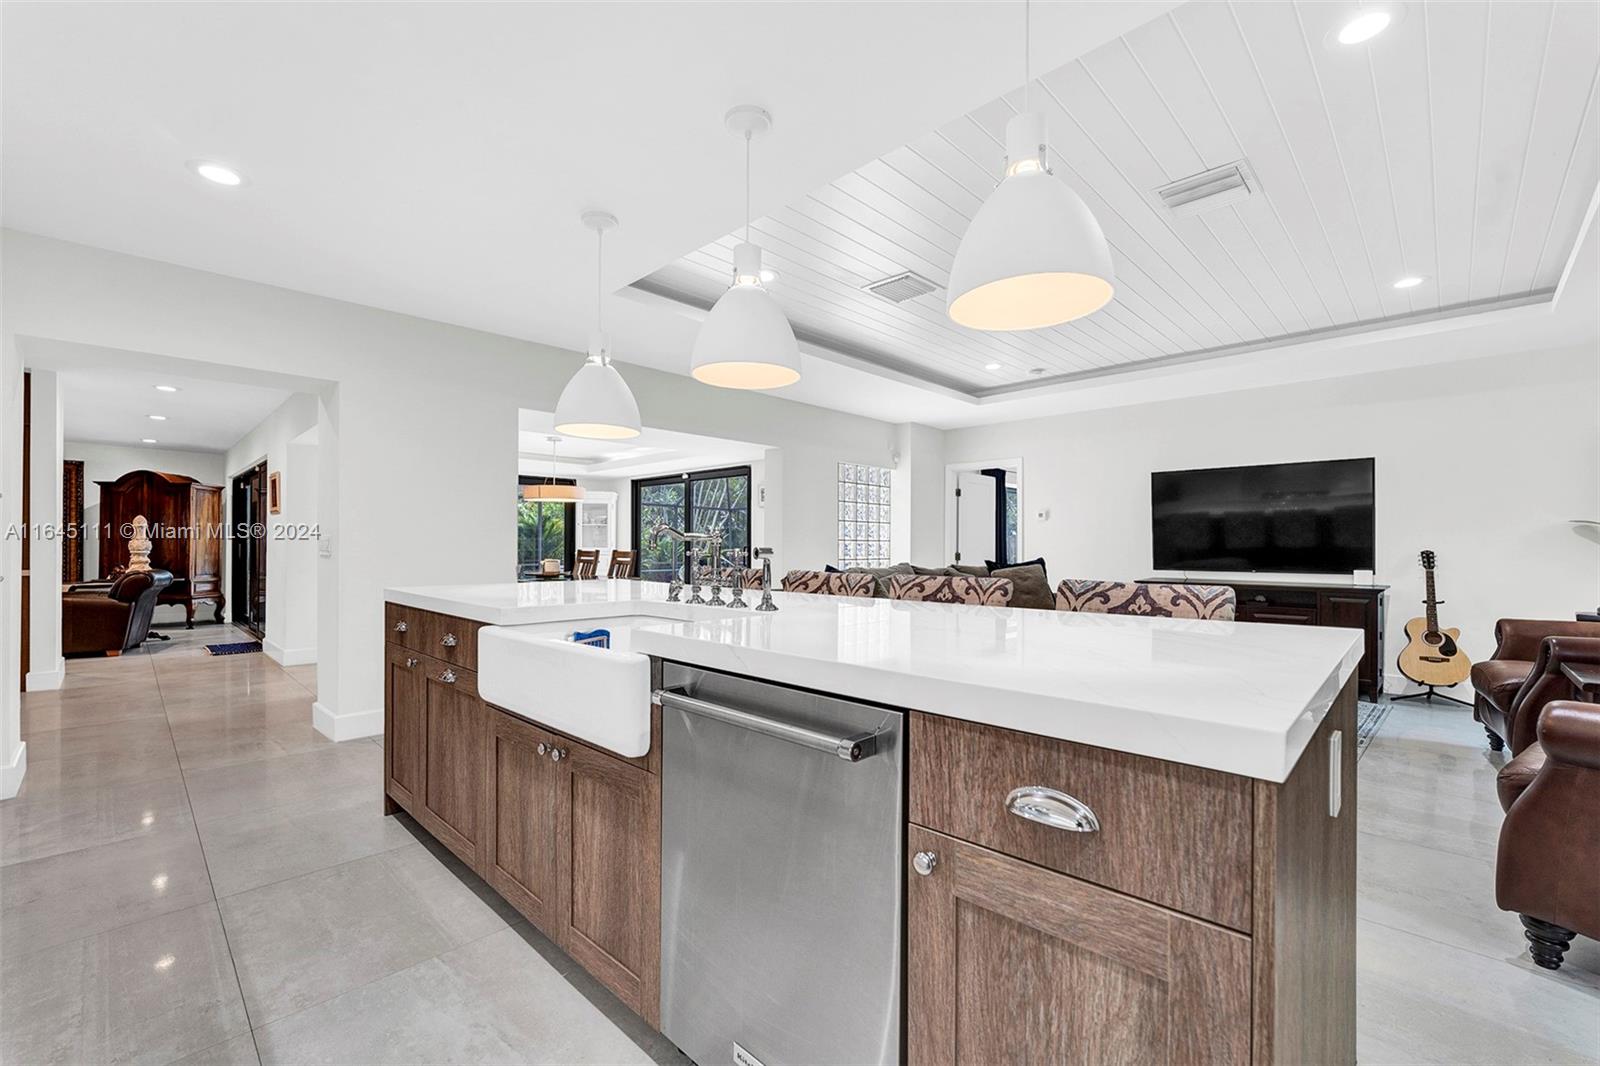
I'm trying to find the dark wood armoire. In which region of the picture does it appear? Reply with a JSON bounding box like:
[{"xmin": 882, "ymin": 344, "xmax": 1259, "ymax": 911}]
[{"xmin": 96, "ymin": 470, "xmax": 226, "ymax": 627}]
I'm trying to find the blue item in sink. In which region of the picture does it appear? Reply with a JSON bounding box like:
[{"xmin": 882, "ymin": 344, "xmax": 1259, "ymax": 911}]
[{"xmin": 571, "ymin": 628, "xmax": 611, "ymax": 649}]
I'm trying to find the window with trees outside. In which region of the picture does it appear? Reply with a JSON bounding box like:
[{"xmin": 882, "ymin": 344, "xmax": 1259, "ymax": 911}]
[
  {"xmin": 516, "ymin": 478, "xmax": 576, "ymax": 580},
  {"xmin": 632, "ymin": 466, "xmax": 752, "ymax": 584},
  {"xmin": 838, "ymin": 462, "xmax": 891, "ymax": 568}
]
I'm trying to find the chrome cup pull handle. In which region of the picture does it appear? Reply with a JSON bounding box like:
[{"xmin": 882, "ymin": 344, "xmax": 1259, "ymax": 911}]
[
  {"xmin": 440, "ymin": 633, "xmax": 459, "ymax": 648},
  {"xmin": 1005, "ymin": 786, "xmax": 1100, "ymax": 833},
  {"xmin": 393, "ymin": 621, "xmax": 408, "ymax": 633},
  {"xmin": 439, "ymin": 669, "xmax": 457, "ymax": 685}
]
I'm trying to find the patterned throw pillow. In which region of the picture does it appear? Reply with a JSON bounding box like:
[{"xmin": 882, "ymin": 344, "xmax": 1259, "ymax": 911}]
[
  {"xmin": 1054, "ymin": 579, "xmax": 1236, "ymax": 620},
  {"xmin": 780, "ymin": 570, "xmax": 876, "ymax": 598},
  {"xmin": 886, "ymin": 573, "xmax": 1014, "ymax": 607}
]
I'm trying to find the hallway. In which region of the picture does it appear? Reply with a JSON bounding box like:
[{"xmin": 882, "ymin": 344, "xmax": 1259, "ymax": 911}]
[{"xmin": 0, "ymin": 628, "xmax": 675, "ymax": 1065}]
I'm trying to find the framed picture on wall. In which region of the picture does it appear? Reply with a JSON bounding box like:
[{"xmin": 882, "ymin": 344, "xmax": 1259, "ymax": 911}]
[{"xmin": 268, "ymin": 471, "xmax": 282, "ymax": 514}]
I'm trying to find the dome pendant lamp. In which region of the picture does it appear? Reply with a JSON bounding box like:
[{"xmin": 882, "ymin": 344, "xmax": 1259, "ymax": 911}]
[
  {"xmin": 947, "ymin": 0, "xmax": 1114, "ymax": 331},
  {"xmin": 690, "ymin": 105, "xmax": 802, "ymax": 390},
  {"xmin": 554, "ymin": 211, "xmax": 642, "ymax": 439}
]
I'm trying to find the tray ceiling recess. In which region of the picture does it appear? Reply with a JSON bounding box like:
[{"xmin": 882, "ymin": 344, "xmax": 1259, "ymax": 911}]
[{"xmin": 632, "ymin": 0, "xmax": 1600, "ymax": 399}]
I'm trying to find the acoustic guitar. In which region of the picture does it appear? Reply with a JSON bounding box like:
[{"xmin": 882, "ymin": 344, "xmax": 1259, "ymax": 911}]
[{"xmin": 1397, "ymin": 550, "xmax": 1472, "ymax": 689}]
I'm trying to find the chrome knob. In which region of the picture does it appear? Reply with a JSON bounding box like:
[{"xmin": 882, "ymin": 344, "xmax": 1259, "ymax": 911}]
[
  {"xmin": 440, "ymin": 633, "xmax": 459, "ymax": 648},
  {"xmin": 404, "ymin": 657, "xmax": 419, "ymax": 668},
  {"xmin": 536, "ymin": 742, "xmax": 548, "ymax": 756},
  {"xmin": 439, "ymin": 669, "xmax": 457, "ymax": 685},
  {"xmin": 393, "ymin": 621, "xmax": 408, "ymax": 633},
  {"xmin": 912, "ymin": 851, "xmax": 938, "ymax": 876},
  {"xmin": 549, "ymin": 747, "xmax": 566, "ymax": 763}
]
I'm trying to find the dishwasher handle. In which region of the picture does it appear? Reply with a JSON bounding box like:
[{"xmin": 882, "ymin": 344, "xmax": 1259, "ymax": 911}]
[{"xmin": 654, "ymin": 688, "xmax": 881, "ymax": 762}]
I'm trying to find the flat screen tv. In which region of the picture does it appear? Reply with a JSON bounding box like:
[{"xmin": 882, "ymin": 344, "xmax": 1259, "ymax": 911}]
[{"xmin": 1151, "ymin": 458, "xmax": 1375, "ymax": 574}]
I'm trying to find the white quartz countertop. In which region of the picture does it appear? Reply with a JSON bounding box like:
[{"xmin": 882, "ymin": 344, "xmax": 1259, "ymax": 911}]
[{"xmin": 385, "ymin": 580, "xmax": 1363, "ymax": 782}]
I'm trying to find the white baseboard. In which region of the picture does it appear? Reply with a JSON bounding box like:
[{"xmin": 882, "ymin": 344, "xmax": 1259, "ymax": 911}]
[
  {"xmin": 0, "ymin": 741, "xmax": 27, "ymax": 799},
  {"xmin": 263, "ymin": 640, "xmax": 317, "ymax": 667},
  {"xmin": 312, "ymin": 700, "xmax": 382, "ymax": 742},
  {"xmin": 24, "ymin": 657, "xmax": 65, "ymax": 692}
]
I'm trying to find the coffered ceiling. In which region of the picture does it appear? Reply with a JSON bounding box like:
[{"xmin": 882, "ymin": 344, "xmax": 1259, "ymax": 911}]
[{"xmin": 639, "ymin": 0, "xmax": 1600, "ymax": 396}]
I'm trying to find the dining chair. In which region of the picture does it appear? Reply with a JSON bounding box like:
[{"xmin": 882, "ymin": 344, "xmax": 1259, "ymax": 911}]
[
  {"xmin": 606, "ymin": 549, "xmax": 637, "ymax": 578},
  {"xmin": 574, "ymin": 550, "xmax": 600, "ymax": 579}
]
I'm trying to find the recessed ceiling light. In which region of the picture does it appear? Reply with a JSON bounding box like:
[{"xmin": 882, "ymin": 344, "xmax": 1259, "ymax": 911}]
[
  {"xmin": 984, "ymin": 362, "xmax": 1003, "ymax": 371},
  {"xmin": 141, "ymin": 438, "xmax": 158, "ymax": 444},
  {"xmin": 1337, "ymin": 10, "xmax": 1392, "ymax": 45},
  {"xmin": 153, "ymin": 384, "xmax": 179, "ymax": 393},
  {"xmin": 148, "ymin": 414, "xmax": 167, "ymax": 421},
  {"xmin": 187, "ymin": 160, "xmax": 244, "ymax": 187},
  {"xmin": 1392, "ymin": 274, "xmax": 1427, "ymax": 289}
]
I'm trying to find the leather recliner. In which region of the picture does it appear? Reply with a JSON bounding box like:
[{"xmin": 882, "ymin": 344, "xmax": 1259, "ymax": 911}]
[
  {"xmin": 1495, "ymin": 700, "xmax": 1600, "ymax": 970},
  {"xmin": 1471, "ymin": 619, "xmax": 1600, "ymax": 752},
  {"xmin": 62, "ymin": 569, "xmax": 173, "ymax": 656}
]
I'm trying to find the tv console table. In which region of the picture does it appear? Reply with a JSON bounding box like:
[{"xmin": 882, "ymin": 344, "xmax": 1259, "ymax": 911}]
[{"xmin": 1145, "ymin": 578, "xmax": 1387, "ymax": 701}]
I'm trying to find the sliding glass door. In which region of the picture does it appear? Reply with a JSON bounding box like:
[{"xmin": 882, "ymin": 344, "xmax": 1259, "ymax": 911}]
[{"xmin": 632, "ymin": 466, "xmax": 751, "ymax": 583}]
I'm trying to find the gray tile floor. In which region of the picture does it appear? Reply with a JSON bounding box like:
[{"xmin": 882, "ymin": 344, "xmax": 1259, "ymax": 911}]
[
  {"xmin": 2, "ymin": 631, "xmax": 1595, "ymax": 1064},
  {"xmin": 2, "ymin": 627, "xmax": 681, "ymax": 1066}
]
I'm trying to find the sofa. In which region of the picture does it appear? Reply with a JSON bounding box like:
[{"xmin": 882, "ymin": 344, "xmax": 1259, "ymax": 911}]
[{"xmin": 62, "ymin": 569, "xmax": 173, "ymax": 656}]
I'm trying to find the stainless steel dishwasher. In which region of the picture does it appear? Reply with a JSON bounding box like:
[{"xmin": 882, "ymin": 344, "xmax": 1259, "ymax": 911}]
[{"xmin": 658, "ymin": 664, "xmax": 904, "ymax": 1066}]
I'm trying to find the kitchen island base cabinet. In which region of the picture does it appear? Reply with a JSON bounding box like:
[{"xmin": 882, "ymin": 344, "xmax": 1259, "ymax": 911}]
[
  {"xmin": 908, "ymin": 827, "xmax": 1251, "ymax": 1065},
  {"xmin": 483, "ymin": 710, "xmax": 564, "ymax": 938},
  {"xmin": 907, "ymin": 676, "xmax": 1357, "ymax": 1066},
  {"xmin": 384, "ymin": 645, "xmax": 485, "ymax": 869}
]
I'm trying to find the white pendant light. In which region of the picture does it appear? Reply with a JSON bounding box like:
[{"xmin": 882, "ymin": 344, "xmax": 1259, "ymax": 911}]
[
  {"xmin": 522, "ymin": 436, "xmax": 586, "ymax": 501},
  {"xmin": 554, "ymin": 211, "xmax": 642, "ymax": 439},
  {"xmin": 690, "ymin": 105, "xmax": 801, "ymax": 390},
  {"xmin": 947, "ymin": 1, "xmax": 1114, "ymax": 332}
]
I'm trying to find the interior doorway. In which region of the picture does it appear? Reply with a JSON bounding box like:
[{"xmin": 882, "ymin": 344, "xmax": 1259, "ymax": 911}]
[
  {"xmin": 231, "ymin": 459, "xmax": 268, "ymax": 638},
  {"xmin": 945, "ymin": 459, "xmax": 1022, "ymax": 568}
]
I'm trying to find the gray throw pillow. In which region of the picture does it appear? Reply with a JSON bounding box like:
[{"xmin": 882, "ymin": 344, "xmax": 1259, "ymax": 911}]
[
  {"xmin": 846, "ymin": 562, "xmax": 915, "ymax": 597},
  {"xmin": 948, "ymin": 563, "xmax": 989, "ymax": 578},
  {"xmin": 986, "ymin": 563, "xmax": 1054, "ymax": 611}
]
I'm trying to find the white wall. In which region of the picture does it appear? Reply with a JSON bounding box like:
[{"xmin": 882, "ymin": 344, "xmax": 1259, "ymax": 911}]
[
  {"xmin": 224, "ymin": 393, "xmax": 320, "ymax": 665},
  {"xmin": 3, "ymin": 230, "xmax": 902, "ymax": 747},
  {"xmin": 943, "ymin": 344, "xmax": 1600, "ymax": 693},
  {"xmin": 1, "ymin": 333, "xmax": 24, "ymax": 796},
  {"xmin": 26, "ymin": 371, "xmax": 64, "ymax": 689},
  {"xmin": 65, "ymin": 442, "xmax": 227, "ymax": 614}
]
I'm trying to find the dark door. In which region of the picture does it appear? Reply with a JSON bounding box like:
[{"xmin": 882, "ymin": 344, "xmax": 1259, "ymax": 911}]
[
  {"xmin": 631, "ymin": 466, "xmax": 751, "ymax": 583},
  {"xmin": 230, "ymin": 461, "xmax": 268, "ymax": 637}
]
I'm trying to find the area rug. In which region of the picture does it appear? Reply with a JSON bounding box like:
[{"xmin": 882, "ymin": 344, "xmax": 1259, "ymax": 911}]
[
  {"xmin": 1356, "ymin": 699, "xmax": 1391, "ymax": 759},
  {"xmin": 204, "ymin": 641, "xmax": 263, "ymax": 656}
]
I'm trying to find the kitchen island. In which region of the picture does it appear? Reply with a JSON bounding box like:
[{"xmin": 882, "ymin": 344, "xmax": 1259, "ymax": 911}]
[{"xmin": 383, "ymin": 579, "xmax": 1362, "ymax": 1065}]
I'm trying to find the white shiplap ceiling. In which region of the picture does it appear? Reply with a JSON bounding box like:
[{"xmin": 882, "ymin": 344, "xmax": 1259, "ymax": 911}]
[{"xmin": 638, "ymin": 0, "xmax": 1600, "ymax": 396}]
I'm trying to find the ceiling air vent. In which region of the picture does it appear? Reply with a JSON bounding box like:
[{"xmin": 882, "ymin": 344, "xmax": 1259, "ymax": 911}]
[
  {"xmin": 862, "ymin": 270, "xmax": 938, "ymax": 304},
  {"xmin": 1155, "ymin": 161, "xmax": 1256, "ymax": 217}
]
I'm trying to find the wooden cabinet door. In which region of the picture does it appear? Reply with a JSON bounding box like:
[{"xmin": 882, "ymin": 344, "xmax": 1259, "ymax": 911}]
[
  {"xmin": 1320, "ymin": 591, "xmax": 1378, "ymax": 694},
  {"xmin": 558, "ymin": 739, "xmax": 660, "ymax": 1027},
  {"xmin": 908, "ymin": 826, "xmax": 1249, "ymax": 1066},
  {"xmin": 419, "ymin": 662, "xmax": 485, "ymax": 868},
  {"xmin": 384, "ymin": 645, "xmax": 428, "ymax": 815},
  {"xmin": 483, "ymin": 709, "xmax": 564, "ymax": 938}
]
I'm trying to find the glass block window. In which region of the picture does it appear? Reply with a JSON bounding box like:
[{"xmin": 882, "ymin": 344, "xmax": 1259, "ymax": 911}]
[{"xmin": 838, "ymin": 462, "xmax": 891, "ymax": 568}]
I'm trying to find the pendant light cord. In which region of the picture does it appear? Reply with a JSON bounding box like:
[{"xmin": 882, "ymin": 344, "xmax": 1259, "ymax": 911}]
[
  {"xmin": 744, "ymin": 130, "xmax": 752, "ymax": 245},
  {"xmin": 1023, "ymin": 0, "xmax": 1031, "ymax": 113},
  {"xmin": 594, "ymin": 225, "xmax": 605, "ymax": 364}
]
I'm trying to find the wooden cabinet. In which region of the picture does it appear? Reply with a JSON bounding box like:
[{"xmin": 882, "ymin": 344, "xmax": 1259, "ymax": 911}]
[
  {"xmin": 908, "ymin": 826, "xmax": 1251, "ymax": 1065},
  {"xmin": 96, "ymin": 469, "xmax": 226, "ymax": 626},
  {"xmin": 908, "ymin": 677, "xmax": 1358, "ymax": 1065},
  {"xmin": 483, "ymin": 709, "xmax": 564, "ymax": 937},
  {"xmin": 558, "ymin": 739, "xmax": 660, "ymax": 1025},
  {"xmin": 383, "ymin": 603, "xmax": 660, "ymax": 1027},
  {"xmin": 420, "ymin": 660, "xmax": 485, "ymax": 866}
]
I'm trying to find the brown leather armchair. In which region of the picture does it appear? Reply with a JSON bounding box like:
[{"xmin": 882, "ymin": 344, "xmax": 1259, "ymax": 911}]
[
  {"xmin": 1471, "ymin": 619, "xmax": 1600, "ymax": 752},
  {"xmin": 63, "ymin": 569, "xmax": 172, "ymax": 656},
  {"xmin": 1496, "ymin": 700, "xmax": 1600, "ymax": 970}
]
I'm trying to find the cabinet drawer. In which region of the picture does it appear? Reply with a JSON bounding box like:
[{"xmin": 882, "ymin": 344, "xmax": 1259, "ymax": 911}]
[
  {"xmin": 420, "ymin": 611, "xmax": 480, "ymax": 669},
  {"xmin": 1239, "ymin": 604, "xmax": 1317, "ymax": 625},
  {"xmin": 910, "ymin": 713, "xmax": 1253, "ymax": 931},
  {"xmin": 385, "ymin": 603, "xmax": 429, "ymax": 653}
]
